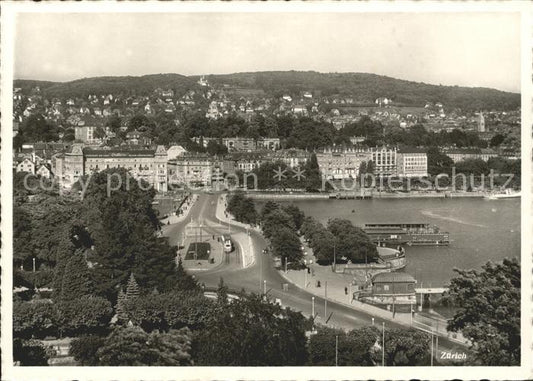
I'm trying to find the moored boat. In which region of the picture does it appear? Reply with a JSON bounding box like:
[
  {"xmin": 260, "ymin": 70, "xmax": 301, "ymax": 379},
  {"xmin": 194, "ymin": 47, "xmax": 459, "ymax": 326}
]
[{"xmin": 363, "ymin": 223, "xmax": 450, "ymax": 246}]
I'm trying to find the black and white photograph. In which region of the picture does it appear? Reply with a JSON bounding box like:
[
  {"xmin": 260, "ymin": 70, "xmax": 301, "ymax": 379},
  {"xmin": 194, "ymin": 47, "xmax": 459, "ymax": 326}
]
[{"xmin": 1, "ymin": 2, "xmax": 531, "ymax": 380}]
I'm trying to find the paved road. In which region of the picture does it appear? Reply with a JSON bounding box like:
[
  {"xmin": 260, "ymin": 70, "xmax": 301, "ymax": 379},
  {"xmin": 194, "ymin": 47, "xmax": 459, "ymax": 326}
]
[{"xmin": 162, "ymin": 192, "xmax": 467, "ymax": 355}]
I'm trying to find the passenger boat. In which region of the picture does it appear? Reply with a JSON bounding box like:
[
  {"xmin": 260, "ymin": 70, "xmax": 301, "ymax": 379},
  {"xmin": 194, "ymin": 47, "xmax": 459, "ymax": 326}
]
[
  {"xmin": 363, "ymin": 223, "xmax": 450, "ymax": 246},
  {"xmin": 484, "ymin": 189, "xmax": 521, "ymax": 200}
]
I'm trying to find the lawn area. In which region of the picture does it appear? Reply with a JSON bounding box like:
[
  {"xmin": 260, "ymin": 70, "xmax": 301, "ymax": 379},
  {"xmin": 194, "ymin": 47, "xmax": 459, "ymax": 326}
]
[{"xmin": 185, "ymin": 242, "xmax": 211, "ymax": 260}]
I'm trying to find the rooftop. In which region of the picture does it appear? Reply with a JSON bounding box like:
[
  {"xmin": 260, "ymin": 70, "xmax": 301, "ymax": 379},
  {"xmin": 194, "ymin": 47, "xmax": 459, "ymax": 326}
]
[{"xmin": 372, "ymin": 272, "xmax": 416, "ymax": 283}]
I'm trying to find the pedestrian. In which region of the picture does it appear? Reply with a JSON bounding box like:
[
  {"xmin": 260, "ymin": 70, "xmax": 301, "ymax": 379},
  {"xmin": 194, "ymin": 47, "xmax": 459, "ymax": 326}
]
[{"xmin": 344, "ymin": 286, "xmax": 348, "ymax": 295}]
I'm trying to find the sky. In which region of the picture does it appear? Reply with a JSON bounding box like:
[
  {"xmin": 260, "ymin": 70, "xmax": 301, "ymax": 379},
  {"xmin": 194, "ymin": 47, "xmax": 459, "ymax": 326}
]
[{"xmin": 14, "ymin": 12, "xmax": 521, "ymax": 92}]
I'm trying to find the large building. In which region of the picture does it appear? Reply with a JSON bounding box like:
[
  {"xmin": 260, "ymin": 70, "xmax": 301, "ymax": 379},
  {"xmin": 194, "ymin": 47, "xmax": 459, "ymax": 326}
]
[
  {"xmin": 445, "ymin": 148, "xmax": 498, "ymax": 163},
  {"xmin": 168, "ymin": 153, "xmax": 218, "ymax": 185},
  {"xmin": 54, "ymin": 144, "xmax": 168, "ymax": 191},
  {"xmin": 396, "ymin": 148, "xmax": 428, "ymax": 177},
  {"xmin": 315, "ymin": 147, "xmax": 372, "ymax": 179},
  {"xmin": 370, "ymin": 147, "xmax": 397, "ymax": 177}
]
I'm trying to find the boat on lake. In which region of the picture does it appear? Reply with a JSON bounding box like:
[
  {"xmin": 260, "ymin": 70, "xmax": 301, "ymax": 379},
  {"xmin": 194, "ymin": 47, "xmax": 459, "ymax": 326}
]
[
  {"xmin": 484, "ymin": 189, "xmax": 521, "ymax": 200},
  {"xmin": 363, "ymin": 223, "xmax": 450, "ymax": 246}
]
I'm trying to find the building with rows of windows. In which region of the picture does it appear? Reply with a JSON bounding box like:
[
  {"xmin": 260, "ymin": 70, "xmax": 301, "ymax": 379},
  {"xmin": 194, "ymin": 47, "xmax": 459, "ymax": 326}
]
[{"xmin": 53, "ymin": 144, "xmax": 168, "ymax": 191}]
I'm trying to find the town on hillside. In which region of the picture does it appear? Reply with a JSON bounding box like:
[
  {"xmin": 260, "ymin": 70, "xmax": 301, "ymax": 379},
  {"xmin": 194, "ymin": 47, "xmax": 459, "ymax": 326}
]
[{"xmin": 13, "ymin": 74, "xmax": 521, "ymax": 195}]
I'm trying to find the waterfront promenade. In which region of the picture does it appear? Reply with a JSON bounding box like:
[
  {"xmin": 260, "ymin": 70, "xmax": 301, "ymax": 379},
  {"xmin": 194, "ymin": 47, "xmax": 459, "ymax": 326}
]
[{"xmin": 281, "ymin": 239, "xmax": 468, "ymax": 344}]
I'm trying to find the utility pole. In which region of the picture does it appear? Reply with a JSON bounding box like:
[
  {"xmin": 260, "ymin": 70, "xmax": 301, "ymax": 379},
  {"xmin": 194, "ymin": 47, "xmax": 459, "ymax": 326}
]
[
  {"xmin": 436, "ymin": 334, "xmax": 439, "ymax": 361},
  {"xmin": 325, "ymin": 281, "xmax": 328, "ymax": 319},
  {"xmin": 335, "ymin": 335, "xmax": 339, "ymax": 366},
  {"xmin": 430, "ymin": 330, "xmax": 434, "ymax": 366},
  {"xmin": 263, "ymin": 280, "xmax": 266, "ymax": 294},
  {"xmin": 285, "ymin": 257, "xmax": 288, "ymax": 273},
  {"xmin": 312, "ymin": 296, "xmax": 315, "ymax": 318},
  {"xmin": 333, "ymin": 243, "xmax": 336, "ymax": 272},
  {"xmin": 382, "ymin": 322, "xmax": 385, "ymax": 366}
]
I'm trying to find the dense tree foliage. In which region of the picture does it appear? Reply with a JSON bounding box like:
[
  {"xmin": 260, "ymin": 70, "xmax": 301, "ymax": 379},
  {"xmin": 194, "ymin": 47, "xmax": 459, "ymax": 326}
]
[
  {"xmin": 82, "ymin": 168, "xmax": 178, "ymax": 299},
  {"xmin": 14, "ymin": 114, "xmax": 60, "ymax": 148},
  {"xmin": 308, "ymin": 326, "xmax": 380, "ymax": 366},
  {"xmin": 302, "ymin": 217, "xmax": 378, "ymax": 265},
  {"xmin": 96, "ymin": 326, "xmax": 193, "ymax": 366},
  {"xmin": 226, "ymin": 192, "xmax": 258, "ymax": 225},
  {"xmin": 13, "ymin": 300, "xmax": 58, "ymax": 339},
  {"xmin": 446, "ymin": 258, "xmax": 520, "ymax": 365},
  {"xmin": 124, "ymin": 291, "xmax": 215, "ymax": 332},
  {"xmin": 382, "ymin": 328, "xmax": 431, "ymax": 366},
  {"xmin": 207, "ymin": 71, "xmax": 519, "ymax": 111},
  {"xmin": 192, "ymin": 294, "xmax": 311, "ymax": 366},
  {"xmin": 13, "ymin": 338, "xmax": 49, "ymax": 366},
  {"xmin": 69, "ymin": 335, "xmax": 106, "ymax": 365},
  {"xmin": 59, "ymin": 249, "xmax": 94, "ymax": 302}
]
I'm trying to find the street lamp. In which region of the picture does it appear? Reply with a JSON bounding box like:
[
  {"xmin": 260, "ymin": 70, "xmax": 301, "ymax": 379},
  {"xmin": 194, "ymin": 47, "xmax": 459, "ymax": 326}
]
[
  {"xmin": 312, "ymin": 296, "xmax": 315, "ymax": 318},
  {"xmin": 382, "ymin": 322, "xmax": 385, "ymax": 367},
  {"xmin": 263, "ymin": 280, "xmax": 266, "ymax": 294},
  {"xmin": 335, "ymin": 335, "xmax": 339, "ymax": 366}
]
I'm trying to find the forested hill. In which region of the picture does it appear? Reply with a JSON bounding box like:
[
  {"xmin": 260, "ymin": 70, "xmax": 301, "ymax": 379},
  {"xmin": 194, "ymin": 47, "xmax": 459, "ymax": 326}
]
[
  {"xmin": 14, "ymin": 71, "xmax": 520, "ymax": 111},
  {"xmin": 204, "ymin": 71, "xmax": 520, "ymax": 111},
  {"xmin": 14, "ymin": 73, "xmax": 197, "ymax": 99}
]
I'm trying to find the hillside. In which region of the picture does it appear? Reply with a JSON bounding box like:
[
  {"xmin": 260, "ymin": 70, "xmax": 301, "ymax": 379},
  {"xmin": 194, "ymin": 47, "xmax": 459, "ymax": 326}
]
[
  {"xmin": 14, "ymin": 71, "xmax": 520, "ymax": 111},
  {"xmin": 204, "ymin": 71, "xmax": 520, "ymax": 111},
  {"xmin": 16, "ymin": 73, "xmax": 198, "ymax": 99}
]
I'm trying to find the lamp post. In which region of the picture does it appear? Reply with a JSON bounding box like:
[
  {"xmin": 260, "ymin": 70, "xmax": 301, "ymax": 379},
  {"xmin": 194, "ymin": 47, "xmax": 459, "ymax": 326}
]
[
  {"xmin": 312, "ymin": 296, "xmax": 315, "ymax": 318},
  {"xmin": 32, "ymin": 257, "xmax": 36, "ymax": 273},
  {"xmin": 324, "ymin": 281, "xmax": 328, "ymax": 319},
  {"xmin": 263, "ymin": 280, "xmax": 266, "ymax": 294},
  {"xmin": 335, "ymin": 335, "xmax": 339, "ymax": 366},
  {"xmin": 430, "ymin": 330, "xmax": 434, "ymax": 366},
  {"xmin": 382, "ymin": 322, "xmax": 385, "ymax": 366}
]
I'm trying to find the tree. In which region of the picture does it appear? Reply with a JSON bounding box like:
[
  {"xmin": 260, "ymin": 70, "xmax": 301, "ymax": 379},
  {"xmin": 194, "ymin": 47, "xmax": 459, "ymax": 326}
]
[
  {"xmin": 69, "ymin": 335, "xmax": 106, "ymax": 365},
  {"xmin": 261, "ymin": 208, "xmax": 295, "ymax": 239},
  {"xmin": 96, "ymin": 325, "xmax": 193, "ymax": 366},
  {"xmin": 270, "ymin": 227, "xmax": 303, "ymax": 266},
  {"xmin": 115, "ymin": 289, "xmax": 127, "ymax": 324},
  {"xmin": 283, "ymin": 204, "xmax": 305, "ymax": 231},
  {"xmin": 489, "ymin": 134, "xmax": 505, "ymax": 147},
  {"xmin": 126, "ymin": 273, "xmax": 140, "ymax": 300},
  {"xmin": 124, "ymin": 291, "xmax": 215, "ymax": 333},
  {"xmin": 93, "ymin": 126, "xmax": 106, "ymax": 140},
  {"xmin": 192, "ymin": 294, "xmax": 310, "ymax": 365},
  {"xmin": 327, "ymin": 218, "xmax": 378, "ymax": 263},
  {"xmin": 260, "ymin": 200, "xmax": 280, "ymax": 221},
  {"xmin": 427, "ymin": 147, "xmax": 453, "ymax": 177},
  {"xmin": 14, "ymin": 301, "xmax": 58, "ymax": 339},
  {"xmin": 446, "ymin": 258, "xmax": 520, "ymax": 365},
  {"xmin": 57, "ymin": 295, "xmax": 113, "ymax": 336},
  {"xmin": 382, "ymin": 328, "xmax": 431, "ymax": 366},
  {"xmin": 13, "ymin": 338, "xmax": 49, "ymax": 366},
  {"xmin": 175, "ymin": 257, "xmax": 200, "ymax": 292},
  {"xmin": 59, "ymin": 249, "xmax": 93, "ymax": 302},
  {"xmin": 216, "ymin": 277, "xmax": 229, "ymax": 306},
  {"xmin": 308, "ymin": 326, "xmax": 380, "ymax": 366},
  {"xmin": 83, "ymin": 168, "xmax": 178, "ymax": 300}
]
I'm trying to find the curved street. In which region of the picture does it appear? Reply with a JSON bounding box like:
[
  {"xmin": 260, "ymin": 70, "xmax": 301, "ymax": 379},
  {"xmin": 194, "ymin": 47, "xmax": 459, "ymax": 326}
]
[{"xmin": 162, "ymin": 192, "xmax": 467, "ymax": 354}]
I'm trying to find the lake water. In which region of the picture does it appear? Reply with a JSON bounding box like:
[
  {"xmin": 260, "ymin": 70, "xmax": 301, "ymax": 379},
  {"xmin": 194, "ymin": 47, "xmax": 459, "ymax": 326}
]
[{"xmin": 257, "ymin": 197, "xmax": 521, "ymax": 287}]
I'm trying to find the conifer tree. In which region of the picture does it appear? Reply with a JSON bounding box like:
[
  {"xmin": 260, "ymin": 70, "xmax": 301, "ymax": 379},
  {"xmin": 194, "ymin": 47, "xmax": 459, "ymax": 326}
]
[
  {"xmin": 175, "ymin": 257, "xmax": 199, "ymax": 292},
  {"xmin": 125, "ymin": 273, "xmax": 140, "ymax": 300},
  {"xmin": 115, "ymin": 288, "xmax": 127, "ymax": 323},
  {"xmin": 216, "ymin": 277, "xmax": 229, "ymax": 306},
  {"xmin": 59, "ymin": 249, "xmax": 93, "ymax": 302}
]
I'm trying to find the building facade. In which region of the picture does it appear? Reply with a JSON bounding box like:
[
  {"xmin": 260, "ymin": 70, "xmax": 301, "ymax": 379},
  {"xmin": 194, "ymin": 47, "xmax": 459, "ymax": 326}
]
[
  {"xmin": 315, "ymin": 147, "xmax": 372, "ymax": 180},
  {"xmin": 396, "ymin": 149, "xmax": 428, "ymax": 177},
  {"xmin": 371, "ymin": 147, "xmax": 397, "ymax": 177},
  {"xmin": 54, "ymin": 144, "xmax": 168, "ymax": 191}
]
